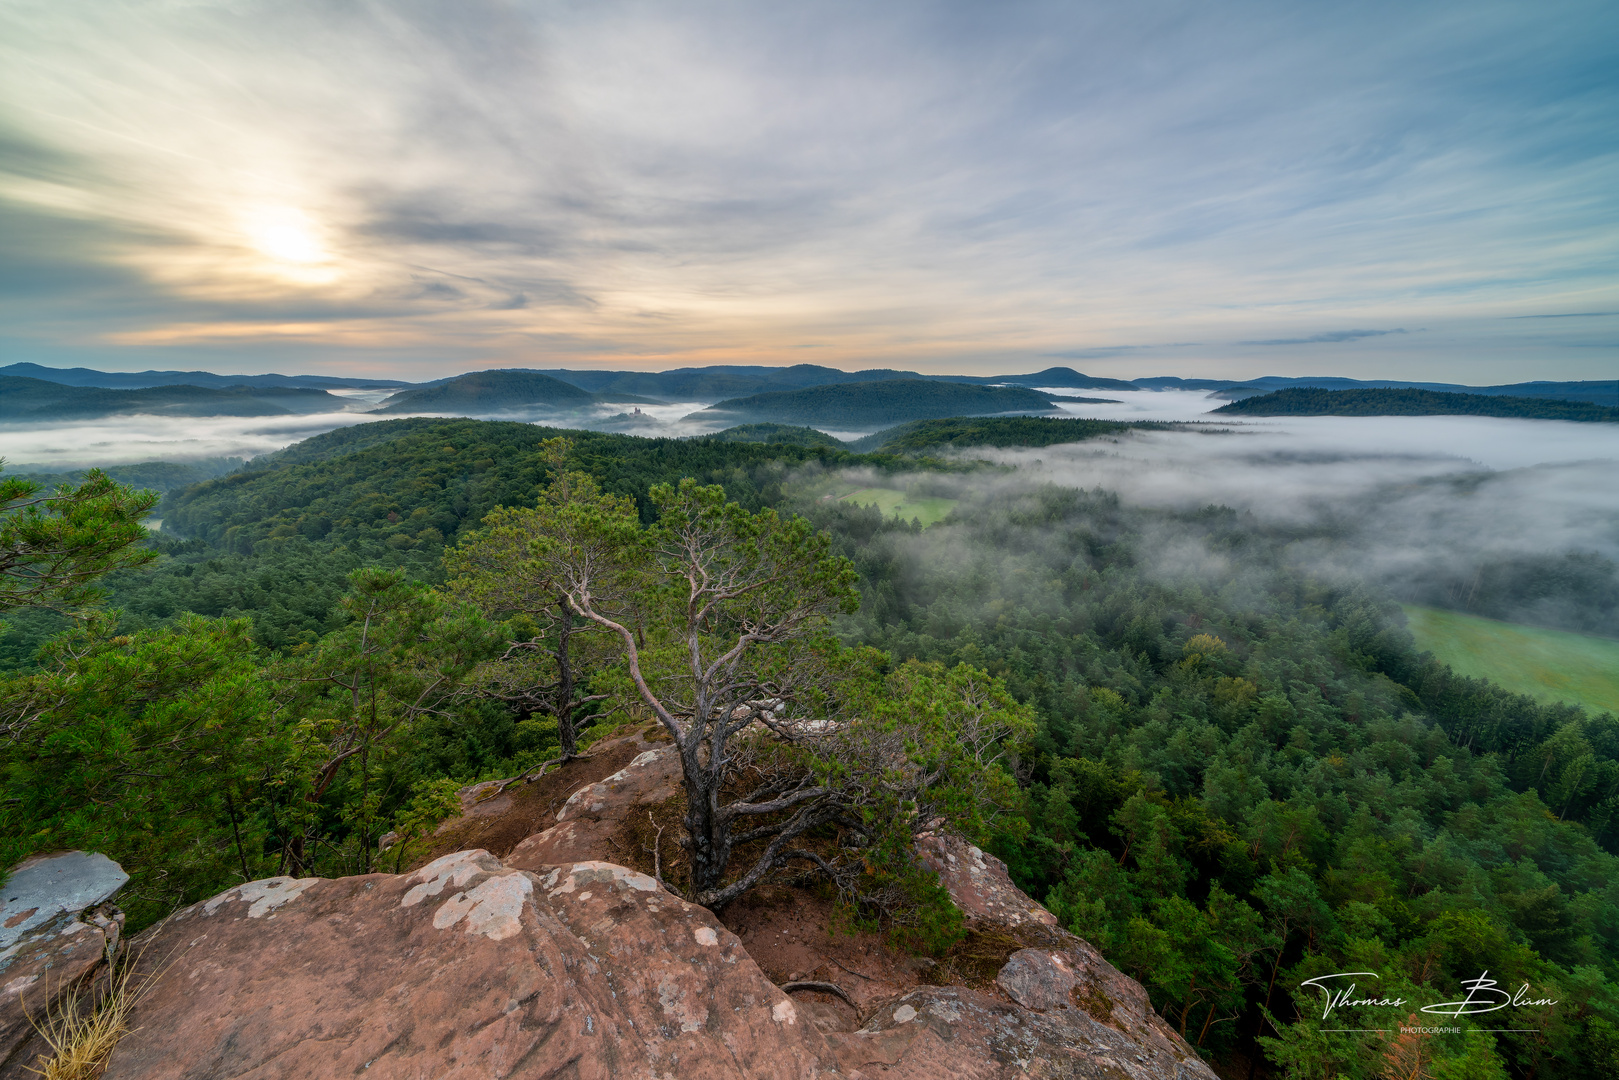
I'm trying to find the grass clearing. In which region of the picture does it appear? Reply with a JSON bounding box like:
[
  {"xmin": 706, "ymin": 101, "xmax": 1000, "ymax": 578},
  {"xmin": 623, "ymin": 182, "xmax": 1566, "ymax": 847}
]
[
  {"xmin": 838, "ymin": 487, "xmax": 957, "ymax": 527},
  {"xmin": 1402, "ymin": 604, "xmax": 1619, "ymax": 715}
]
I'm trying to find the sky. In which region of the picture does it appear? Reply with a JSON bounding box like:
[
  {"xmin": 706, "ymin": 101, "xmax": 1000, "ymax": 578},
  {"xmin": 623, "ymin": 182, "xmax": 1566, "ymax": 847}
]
[{"xmin": 1, "ymin": 0, "xmax": 1616, "ymax": 383}]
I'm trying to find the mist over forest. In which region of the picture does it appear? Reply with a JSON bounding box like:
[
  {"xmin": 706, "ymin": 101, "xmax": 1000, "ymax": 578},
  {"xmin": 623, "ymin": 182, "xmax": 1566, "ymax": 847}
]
[
  {"xmin": 3, "ymin": 403, "xmax": 1618, "ymax": 1079},
  {"xmin": 4, "ymin": 0, "xmax": 1617, "ymax": 1073},
  {"xmin": 0, "ymin": 390, "xmax": 1612, "ymax": 1080},
  {"xmin": 977, "ymin": 423, "xmax": 1619, "ymax": 638}
]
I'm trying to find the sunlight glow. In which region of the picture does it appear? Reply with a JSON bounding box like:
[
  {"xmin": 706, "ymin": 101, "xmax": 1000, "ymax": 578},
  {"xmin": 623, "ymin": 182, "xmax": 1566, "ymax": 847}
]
[{"xmin": 243, "ymin": 206, "xmax": 327, "ymax": 265}]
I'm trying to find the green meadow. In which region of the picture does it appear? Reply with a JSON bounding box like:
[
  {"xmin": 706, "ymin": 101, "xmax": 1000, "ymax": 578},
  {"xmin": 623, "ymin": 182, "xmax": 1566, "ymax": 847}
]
[
  {"xmin": 838, "ymin": 487, "xmax": 957, "ymax": 526},
  {"xmin": 1403, "ymin": 604, "xmax": 1619, "ymax": 715}
]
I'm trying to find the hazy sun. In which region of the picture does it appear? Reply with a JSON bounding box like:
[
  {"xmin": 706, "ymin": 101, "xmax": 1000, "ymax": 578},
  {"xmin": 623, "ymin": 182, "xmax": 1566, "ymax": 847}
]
[{"xmin": 243, "ymin": 206, "xmax": 326, "ymax": 264}]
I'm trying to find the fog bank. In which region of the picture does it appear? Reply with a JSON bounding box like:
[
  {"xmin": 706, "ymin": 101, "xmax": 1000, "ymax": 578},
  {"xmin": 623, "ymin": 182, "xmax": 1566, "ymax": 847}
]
[{"xmin": 971, "ymin": 416, "xmax": 1619, "ymax": 635}]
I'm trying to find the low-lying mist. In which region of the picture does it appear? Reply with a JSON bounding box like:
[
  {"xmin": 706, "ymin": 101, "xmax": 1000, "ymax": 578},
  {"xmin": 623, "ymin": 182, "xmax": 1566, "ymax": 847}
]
[
  {"xmin": 0, "ymin": 411, "xmax": 373, "ymax": 470},
  {"xmin": 0, "ymin": 398, "xmax": 729, "ymax": 469},
  {"xmin": 832, "ymin": 415, "xmax": 1619, "ymax": 638},
  {"xmin": 4, "ymin": 394, "xmax": 1614, "ymax": 636},
  {"xmin": 0, "ymin": 386, "xmax": 1235, "ymax": 468}
]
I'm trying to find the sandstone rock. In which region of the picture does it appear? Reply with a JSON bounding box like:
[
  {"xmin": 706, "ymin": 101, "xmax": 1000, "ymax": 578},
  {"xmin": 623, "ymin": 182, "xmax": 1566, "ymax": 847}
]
[
  {"xmin": 496, "ymin": 758, "xmax": 1214, "ymax": 1078},
  {"xmin": 996, "ymin": 948, "xmax": 1078, "ymax": 1012},
  {"xmin": 97, "ymin": 851, "xmax": 842, "ymax": 1080},
  {"xmin": 452, "ymin": 778, "xmax": 513, "ymax": 820},
  {"xmin": 915, "ymin": 832, "xmax": 1056, "ymax": 929},
  {"xmin": 505, "ymin": 745, "xmax": 682, "ymax": 870},
  {"xmin": 894, "ymin": 834, "xmax": 1216, "ymax": 1078},
  {"xmin": 995, "ymin": 945, "xmax": 1203, "ymax": 1069},
  {"xmin": 6, "ymin": 831, "xmax": 1221, "ymax": 1080},
  {"xmin": 827, "ymin": 986, "xmax": 1215, "ymax": 1080},
  {"xmin": 418, "ymin": 726, "xmax": 674, "ymax": 867},
  {"xmin": 13, "ymin": 752, "xmax": 1220, "ymax": 1080},
  {"xmin": 0, "ymin": 852, "xmax": 128, "ymax": 1073}
]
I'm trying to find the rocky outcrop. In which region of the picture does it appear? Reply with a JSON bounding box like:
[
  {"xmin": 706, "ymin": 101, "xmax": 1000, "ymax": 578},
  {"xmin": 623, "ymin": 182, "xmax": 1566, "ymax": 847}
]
[
  {"xmin": 412, "ymin": 725, "xmax": 674, "ymax": 868},
  {"xmin": 77, "ymin": 847, "xmax": 1216, "ymax": 1080},
  {"xmin": 505, "ymin": 745, "xmax": 682, "ymax": 870},
  {"xmin": 909, "ymin": 833, "xmax": 1215, "ymax": 1072},
  {"xmin": 5, "ymin": 732, "xmax": 1218, "ymax": 1079},
  {"xmin": 916, "ymin": 832, "xmax": 1057, "ymax": 929},
  {"xmin": 828, "ymin": 985, "xmax": 1212, "ymax": 1080},
  {"xmin": 994, "ymin": 945, "xmax": 1210, "ymax": 1074},
  {"xmin": 0, "ymin": 851, "xmax": 128, "ymax": 1073},
  {"xmin": 429, "ymin": 730, "xmax": 1215, "ymax": 1078},
  {"xmin": 98, "ymin": 851, "xmax": 835, "ymax": 1080}
]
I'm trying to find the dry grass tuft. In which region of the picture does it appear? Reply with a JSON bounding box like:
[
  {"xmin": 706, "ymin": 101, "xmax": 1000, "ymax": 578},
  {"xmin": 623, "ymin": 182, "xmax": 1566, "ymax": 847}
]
[{"xmin": 23, "ymin": 945, "xmax": 166, "ymax": 1080}]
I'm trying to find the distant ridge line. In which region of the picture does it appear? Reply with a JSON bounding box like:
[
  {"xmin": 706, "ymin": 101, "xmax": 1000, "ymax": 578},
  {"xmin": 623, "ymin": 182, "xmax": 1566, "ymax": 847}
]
[{"xmin": 4, "ymin": 362, "xmax": 1615, "ymax": 408}]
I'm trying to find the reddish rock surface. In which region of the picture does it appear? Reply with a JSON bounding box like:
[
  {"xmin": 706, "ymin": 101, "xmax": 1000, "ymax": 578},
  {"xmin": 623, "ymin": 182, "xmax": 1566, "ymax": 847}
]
[
  {"xmin": 505, "ymin": 744, "xmax": 682, "ymax": 871},
  {"xmin": 55, "ymin": 843, "xmax": 1220, "ymax": 1080},
  {"xmin": 16, "ymin": 729, "xmax": 1220, "ymax": 1080},
  {"xmin": 417, "ymin": 729, "xmax": 1217, "ymax": 1078},
  {"xmin": 916, "ymin": 832, "xmax": 1056, "ymax": 929},
  {"xmin": 98, "ymin": 852, "xmax": 839, "ymax": 1080},
  {"xmin": 721, "ymin": 887, "xmax": 934, "ymax": 1016},
  {"xmin": 996, "ymin": 945, "xmax": 1210, "ymax": 1072},
  {"xmin": 826, "ymin": 985, "xmax": 1215, "ymax": 1080},
  {"xmin": 410, "ymin": 725, "xmax": 673, "ymax": 869}
]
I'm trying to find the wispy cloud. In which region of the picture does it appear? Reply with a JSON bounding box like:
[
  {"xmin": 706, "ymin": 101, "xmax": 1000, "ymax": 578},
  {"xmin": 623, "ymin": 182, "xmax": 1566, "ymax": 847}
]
[
  {"xmin": 1506, "ymin": 312, "xmax": 1619, "ymax": 319},
  {"xmin": 1047, "ymin": 344, "xmax": 1202, "ymax": 360},
  {"xmin": 1241, "ymin": 329, "xmax": 1410, "ymax": 346},
  {"xmin": 0, "ymin": 1, "xmax": 1615, "ymax": 380}
]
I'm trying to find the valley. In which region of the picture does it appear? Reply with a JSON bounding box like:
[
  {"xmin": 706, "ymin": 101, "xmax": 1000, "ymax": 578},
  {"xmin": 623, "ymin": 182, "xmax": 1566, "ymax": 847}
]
[{"xmin": 3, "ymin": 406, "xmax": 1617, "ymax": 1080}]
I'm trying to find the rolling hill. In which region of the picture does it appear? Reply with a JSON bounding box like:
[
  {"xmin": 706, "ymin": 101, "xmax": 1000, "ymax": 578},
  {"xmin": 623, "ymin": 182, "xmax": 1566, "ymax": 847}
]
[
  {"xmin": 704, "ymin": 423, "xmax": 847, "ymax": 448},
  {"xmin": 956, "ymin": 366, "xmax": 1138, "ymax": 390},
  {"xmin": 0, "ymin": 361, "xmax": 408, "ymax": 390},
  {"xmin": 539, "ymin": 364, "xmax": 947, "ymax": 401},
  {"xmin": 0, "ymin": 376, "xmax": 346, "ymax": 420},
  {"xmin": 1213, "ymin": 386, "xmax": 1619, "ymax": 422},
  {"xmin": 1, "ymin": 457, "xmax": 243, "ymax": 493},
  {"xmin": 1212, "ymin": 375, "xmax": 1619, "ymax": 405},
  {"xmin": 687, "ymin": 379, "xmax": 1087, "ymax": 428},
  {"xmin": 9, "ymin": 361, "xmax": 1617, "ymax": 411},
  {"xmin": 370, "ymin": 370, "xmax": 603, "ymax": 414},
  {"xmin": 851, "ymin": 415, "xmax": 1159, "ymax": 452}
]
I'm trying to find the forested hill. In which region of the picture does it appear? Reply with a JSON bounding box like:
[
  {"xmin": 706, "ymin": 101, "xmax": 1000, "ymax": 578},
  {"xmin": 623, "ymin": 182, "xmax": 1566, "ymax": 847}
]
[
  {"xmin": 1216, "ymin": 385, "xmax": 1619, "ymax": 422},
  {"xmin": 162, "ymin": 419, "xmax": 883, "ymax": 553},
  {"xmin": 853, "ymin": 415, "xmax": 1167, "ymax": 453},
  {"xmin": 705, "ymin": 423, "xmax": 847, "ymax": 447},
  {"xmin": 370, "ymin": 370, "xmax": 602, "ymax": 413},
  {"xmin": 9, "ymin": 419, "xmax": 902, "ymax": 660},
  {"xmin": 15, "ymin": 414, "xmax": 1162, "ymax": 661},
  {"xmin": 689, "ymin": 378, "xmax": 1083, "ymax": 427},
  {"xmin": 11, "ymin": 413, "xmax": 1619, "ymax": 1076},
  {"xmin": 0, "ymin": 361, "xmax": 407, "ymax": 390},
  {"xmin": 2, "ymin": 457, "xmax": 242, "ymax": 493},
  {"xmin": 0, "ymin": 376, "xmax": 345, "ymax": 420}
]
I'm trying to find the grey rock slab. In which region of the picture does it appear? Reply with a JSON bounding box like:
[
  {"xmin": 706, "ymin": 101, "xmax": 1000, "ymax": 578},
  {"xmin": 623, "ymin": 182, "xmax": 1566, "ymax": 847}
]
[
  {"xmin": 1, "ymin": 852, "xmax": 128, "ymax": 951},
  {"xmin": 0, "ymin": 852, "xmax": 127, "ymax": 1075}
]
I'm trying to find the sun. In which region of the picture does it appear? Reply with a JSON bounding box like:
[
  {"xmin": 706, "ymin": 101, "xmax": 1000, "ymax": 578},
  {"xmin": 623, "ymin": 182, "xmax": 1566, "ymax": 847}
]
[{"xmin": 243, "ymin": 206, "xmax": 326, "ymax": 265}]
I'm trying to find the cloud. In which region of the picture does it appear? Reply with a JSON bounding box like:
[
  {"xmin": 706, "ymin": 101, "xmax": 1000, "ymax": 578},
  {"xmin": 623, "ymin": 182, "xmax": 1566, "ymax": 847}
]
[
  {"xmin": 867, "ymin": 414, "xmax": 1619, "ymax": 637},
  {"xmin": 0, "ymin": 1, "xmax": 1615, "ymax": 378},
  {"xmin": 1240, "ymin": 329, "xmax": 1408, "ymax": 345},
  {"xmin": 1046, "ymin": 344, "xmax": 1202, "ymax": 360},
  {"xmin": 1506, "ymin": 312, "xmax": 1618, "ymax": 319}
]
